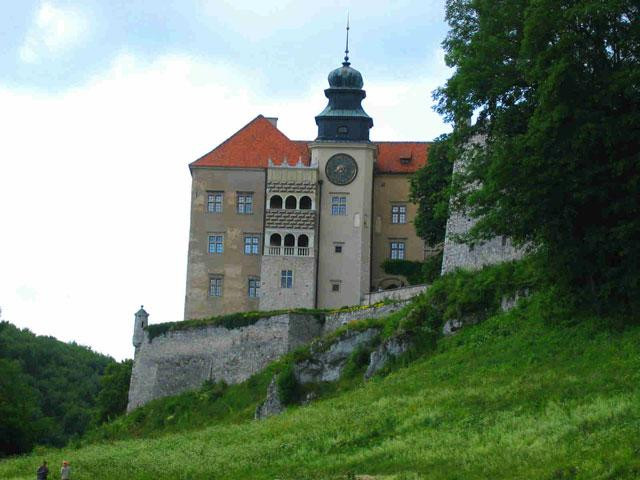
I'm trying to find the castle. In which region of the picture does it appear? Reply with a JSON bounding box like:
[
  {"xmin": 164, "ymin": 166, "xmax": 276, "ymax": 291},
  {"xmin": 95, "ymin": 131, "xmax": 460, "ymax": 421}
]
[
  {"xmin": 127, "ymin": 40, "xmax": 524, "ymax": 412},
  {"xmin": 183, "ymin": 46, "xmax": 432, "ymax": 319}
]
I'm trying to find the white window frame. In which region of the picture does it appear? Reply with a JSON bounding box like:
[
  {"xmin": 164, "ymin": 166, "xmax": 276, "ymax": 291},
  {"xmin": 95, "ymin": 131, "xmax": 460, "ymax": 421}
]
[
  {"xmin": 248, "ymin": 277, "xmax": 260, "ymax": 298},
  {"xmin": 209, "ymin": 276, "xmax": 223, "ymax": 297},
  {"xmin": 237, "ymin": 192, "xmax": 254, "ymax": 214},
  {"xmin": 208, "ymin": 234, "xmax": 224, "ymax": 254},
  {"xmin": 207, "ymin": 191, "xmax": 223, "ymax": 213},
  {"xmin": 391, "ymin": 204, "xmax": 407, "ymax": 224},
  {"xmin": 331, "ymin": 196, "xmax": 347, "ymax": 216},
  {"xmin": 244, "ymin": 234, "xmax": 260, "ymax": 255},
  {"xmin": 390, "ymin": 241, "xmax": 406, "ymax": 260},
  {"xmin": 280, "ymin": 270, "xmax": 293, "ymax": 289}
]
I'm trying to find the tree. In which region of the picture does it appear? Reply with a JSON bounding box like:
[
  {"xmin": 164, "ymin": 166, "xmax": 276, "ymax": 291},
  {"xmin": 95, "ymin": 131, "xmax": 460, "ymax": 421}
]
[
  {"xmin": 94, "ymin": 360, "xmax": 133, "ymax": 424},
  {"xmin": 0, "ymin": 359, "xmax": 41, "ymax": 455},
  {"xmin": 410, "ymin": 133, "xmax": 455, "ymax": 248},
  {"xmin": 435, "ymin": 0, "xmax": 640, "ymax": 315},
  {"xmin": 0, "ymin": 321, "xmax": 114, "ymax": 451}
]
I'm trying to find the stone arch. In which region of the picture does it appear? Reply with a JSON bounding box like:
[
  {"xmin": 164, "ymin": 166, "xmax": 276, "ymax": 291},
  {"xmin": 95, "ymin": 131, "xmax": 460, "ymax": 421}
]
[
  {"xmin": 269, "ymin": 233, "xmax": 282, "ymax": 246},
  {"xmin": 269, "ymin": 195, "xmax": 283, "ymax": 209},
  {"xmin": 377, "ymin": 277, "xmax": 405, "ymax": 291},
  {"xmin": 285, "ymin": 195, "xmax": 297, "ymax": 209},
  {"xmin": 299, "ymin": 195, "xmax": 312, "ymax": 210},
  {"xmin": 284, "ymin": 233, "xmax": 295, "ymax": 247},
  {"xmin": 298, "ymin": 234, "xmax": 309, "ymax": 247}
]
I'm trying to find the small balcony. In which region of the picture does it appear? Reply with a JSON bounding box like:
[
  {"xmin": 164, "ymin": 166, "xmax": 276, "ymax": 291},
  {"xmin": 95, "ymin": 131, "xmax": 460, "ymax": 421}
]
[
  {"xmin": 264, "ymin": 246, "xmax": 312, "ymax": 257},
  {"xmin": 265, "ymin": 232, "xmax": 313, "ymax": 257}
]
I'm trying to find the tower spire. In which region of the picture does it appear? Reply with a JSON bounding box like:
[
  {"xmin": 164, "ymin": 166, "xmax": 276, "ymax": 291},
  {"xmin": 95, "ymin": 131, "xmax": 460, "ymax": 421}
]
[{"xmin": 343, "ymin": 13, "xmax": 350, "ymax": 66}]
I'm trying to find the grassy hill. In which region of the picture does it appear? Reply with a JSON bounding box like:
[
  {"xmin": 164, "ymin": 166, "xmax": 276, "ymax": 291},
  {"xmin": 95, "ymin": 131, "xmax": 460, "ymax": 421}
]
[{"xmin": 1, "ymin": 282, "xmax": 638, "ymax": 479}]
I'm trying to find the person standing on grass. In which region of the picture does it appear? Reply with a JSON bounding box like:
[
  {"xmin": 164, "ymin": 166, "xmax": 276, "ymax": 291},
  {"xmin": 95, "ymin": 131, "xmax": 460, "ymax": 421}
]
[
  {"xmin": 36, "ymin": 461, "xmax": 48, "ymax": 480},
  {"xmin": 60, "ymin": 461, "xmax": 71, "ymax": 480}
]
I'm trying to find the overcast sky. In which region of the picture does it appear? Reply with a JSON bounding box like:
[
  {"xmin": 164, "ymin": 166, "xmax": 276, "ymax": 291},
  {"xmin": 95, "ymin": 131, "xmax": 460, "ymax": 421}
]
[{"xmin": 0, "ymin": 0, "xmax": 451, "ymax": 361}]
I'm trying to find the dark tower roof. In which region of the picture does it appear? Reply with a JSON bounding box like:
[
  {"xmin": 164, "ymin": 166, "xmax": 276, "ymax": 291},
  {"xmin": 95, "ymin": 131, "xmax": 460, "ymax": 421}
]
[{"xmin": 315, "ymin": 20, "xmax": 373, "ymax": 142}]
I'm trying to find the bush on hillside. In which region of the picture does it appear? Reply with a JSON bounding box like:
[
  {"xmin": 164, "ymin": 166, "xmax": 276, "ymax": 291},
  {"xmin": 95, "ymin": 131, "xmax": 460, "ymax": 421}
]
[
  {"xmin": 381, "ymin": 251, "xmax": 443, "ymax": 286},
  {"xmin": 94, "ymin": 360, "xmax": 133, "ymax": 425},
  {"xmin": 0, "ymin": 321, "xmax": 114, "ymax": 455}
]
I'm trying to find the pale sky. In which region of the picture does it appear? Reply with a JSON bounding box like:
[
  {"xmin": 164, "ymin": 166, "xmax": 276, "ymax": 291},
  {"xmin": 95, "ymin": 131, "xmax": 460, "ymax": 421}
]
[{"xmin": 0, "ymin": 0, "xmax": 451, "ymax": 361}]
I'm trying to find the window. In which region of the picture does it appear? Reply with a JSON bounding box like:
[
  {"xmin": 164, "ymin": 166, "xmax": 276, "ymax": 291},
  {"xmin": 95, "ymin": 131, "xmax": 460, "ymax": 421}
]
[
  {"xmin": 244, "ymin": 235, "xmax": 260, "ymax": 255},
  {"xmin": 334, "ymin": 243, "xmax": 343, "ymax": 253},
  {"xmin": 280, "ymin": 270, "xmax": 293, "ymax": 288},
  {"xmin": 248, "ymin": 277, "xmax": 260, "ymax": 298},
  {"xmin": 331, "ymin": 282, "xmax": 341, "ymax": 292},
  {"xmin": 269, "ymin": 195, "xmax": 283, "ymax": 209},
  {"xmin": 299, "ymin": 196, "xmax": 312, "ymax": 209},
  {"xmin": 237, "ymin": 192, "xmax": 253, "ymax": 214},
  {"xmin": 207, "ymin": 191, "xmax": 223, "ymax": 213},
  {"xmin": 285, "ymin": 195, "xmax": 297, "ymax": 209},
  {"xmin": 390, "ymin": 241, "xmax": 405, "ymax": 260},
  {"xmin": 208, "ymin": 234, "xmax": 224, "ymax": 254},
  {"xmin": 209, "ymin": 276, "xmax": 223, "ymax": 297},
  {"xmin": 391, "ymin": 205, "xmax": 407, "ymax": 224},
  {"xmin": 270, "ymin": 233, "xmax": 282, "ymax": 246},
  {"xmin": 337, "ymin": 126, "xmax": 348, "ymax": 135},
  {"xmin": 331, "ymin": 196, "xmax": 347, "ymax": 216}
]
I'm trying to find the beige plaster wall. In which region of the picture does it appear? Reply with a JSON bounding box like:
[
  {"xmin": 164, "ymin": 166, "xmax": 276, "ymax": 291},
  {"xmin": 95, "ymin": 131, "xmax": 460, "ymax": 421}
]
[
  {"xmin": 312, "ymin": 142, "xmax": 376, "ymax": 309},
  {"xmin": 371, "ymin": 174, "xmax": 427, "ymax": 290},
  {"xmin": 184, "ymin": 167, "xmax": 265, "ymax": 319}
]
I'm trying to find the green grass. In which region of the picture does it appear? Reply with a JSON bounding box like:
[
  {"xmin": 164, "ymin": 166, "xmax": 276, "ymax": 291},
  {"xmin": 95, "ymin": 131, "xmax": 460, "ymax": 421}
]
[{"xmin": 2, "ymin": 290, "xmax": 639, "ymax": 479}]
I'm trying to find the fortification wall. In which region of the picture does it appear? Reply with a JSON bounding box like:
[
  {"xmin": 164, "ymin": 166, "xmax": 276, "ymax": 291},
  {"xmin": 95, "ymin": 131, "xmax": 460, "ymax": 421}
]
[
  {"xmin": 127, "ymin": 313, "xmax": 322, "ymax": 411},
  {"xmin": 361, "ymin": 284, "xmax": 428, "ymax": 306},
  {"xmin": 441, "ymin": 210, "xmax": 523, "ymax": 274},
  {"xmin": 441, "ymin": 135, "xmax": 524, "ymax": 274},
  {"xmin": 323, "ymin": 301, "xmax": 410, "ymax": 335}
]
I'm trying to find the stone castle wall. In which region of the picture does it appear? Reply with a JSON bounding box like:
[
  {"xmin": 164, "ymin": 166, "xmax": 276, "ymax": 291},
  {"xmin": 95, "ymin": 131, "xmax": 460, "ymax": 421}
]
[
  {"xmin": 441, "ymin": 210, "xmax": 523, "ymax": 274},
  {"xmin": 361, "ymin": 284, "xmax": 428, "ymax": 306},
  {"xmin": 441, "ymin": 135, "xmax": 524, "ymax": 274},
  {"xmin": 127, "ymin": 291, "xmax": 431, "ymax": 412},
  {"xmin": 127, "ymin": 313, "xmax": 322, "ymax": 411}
]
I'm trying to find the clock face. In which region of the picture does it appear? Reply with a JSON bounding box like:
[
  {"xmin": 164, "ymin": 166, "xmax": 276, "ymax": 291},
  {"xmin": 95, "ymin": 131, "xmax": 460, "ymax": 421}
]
[{"xmin": 325, "ymin": 154, "xmax": 358, "ymax": 186}]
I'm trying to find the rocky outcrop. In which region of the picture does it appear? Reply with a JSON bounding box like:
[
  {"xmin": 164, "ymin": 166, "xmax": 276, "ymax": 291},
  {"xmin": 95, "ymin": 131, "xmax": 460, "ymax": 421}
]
[
  {"xmin": 294, "ymin": 328, "xmax": 380, "ymax": 384},
  {"xmin": 500, "ymin": 288, "xmax": 530, "ymax": 312},
  {"xmin": 254, "ymin": 376, "xmax": 284, "ymax": 420},
  {"xmin": 364, "ymin": 335, "xmax": 412, "ymax": 379}
]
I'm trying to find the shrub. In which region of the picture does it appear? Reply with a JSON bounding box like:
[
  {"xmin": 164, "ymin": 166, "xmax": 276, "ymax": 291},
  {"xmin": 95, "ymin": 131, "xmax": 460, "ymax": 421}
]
[
  {"xmin": 342, "ymin": 345, "xmax": 373, "ymax": 379},
  {"xmin": 276, "ymin": 363, "xmax": 301, "ymax": 406}
]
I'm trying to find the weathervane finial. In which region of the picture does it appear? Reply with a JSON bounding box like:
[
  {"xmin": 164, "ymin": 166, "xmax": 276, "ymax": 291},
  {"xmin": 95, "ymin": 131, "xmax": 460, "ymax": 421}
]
[{"xmin": 343, "ymin": 13, "xmax": 350, "ymax": 66}]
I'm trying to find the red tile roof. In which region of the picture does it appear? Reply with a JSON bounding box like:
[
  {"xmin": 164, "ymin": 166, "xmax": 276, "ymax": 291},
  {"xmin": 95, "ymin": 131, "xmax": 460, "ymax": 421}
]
[
  {"xmin": 190, "ymin": 115, "xmax": 310, "ymax": 169},
  {"xmin": 190, "ymin": 115, "xmax": 429, "ymax": 174},
  {"xmin": 374, "ymin": 141, "xmax": 430, "ymax": 173}
]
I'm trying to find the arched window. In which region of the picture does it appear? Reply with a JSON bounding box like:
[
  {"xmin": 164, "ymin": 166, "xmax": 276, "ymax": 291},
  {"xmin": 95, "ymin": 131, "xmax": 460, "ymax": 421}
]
[
  {"xmin": 285, "ymin": 195, "xmax": 297, "ymax": 209},
  {"xmin": 269, "ymin": 233, "xmax": 282, "ymax": 246},
  {"xmin": 284, "ymin": 234, "xmax": 295, "ymax": 247},
  {"xmin": 298, "ymin": 234, "xmax": 309, "ymax": 247},
  {"xmin": 269, "ymin": 195, "xmax": 283, "ymax": 209},
  {"xmin": 299, "ymin": 196, "xmax": 312, "ymax": 210}
]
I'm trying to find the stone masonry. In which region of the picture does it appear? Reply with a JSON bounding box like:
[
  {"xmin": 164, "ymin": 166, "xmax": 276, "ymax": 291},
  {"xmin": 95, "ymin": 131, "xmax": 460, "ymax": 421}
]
[
  {"xmin": 441, "ymin": 134, "xmax": 524, "ymax": 273},
  {"xmin": 127, "ymin": 312, "xmax": 322, "ymax": 411}
]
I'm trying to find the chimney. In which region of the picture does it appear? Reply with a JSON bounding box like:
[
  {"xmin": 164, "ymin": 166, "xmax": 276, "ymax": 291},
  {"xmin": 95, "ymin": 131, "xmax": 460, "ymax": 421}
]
[{"xmin": 265, "ymin": 117, "xmax": 278, "ymax": 128}]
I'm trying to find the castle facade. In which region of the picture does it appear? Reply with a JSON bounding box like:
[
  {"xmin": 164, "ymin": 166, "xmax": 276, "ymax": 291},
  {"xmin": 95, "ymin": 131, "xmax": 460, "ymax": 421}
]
[{"xmin": 184, "ymin": 53, "xmax": 431, "ymax": 319}]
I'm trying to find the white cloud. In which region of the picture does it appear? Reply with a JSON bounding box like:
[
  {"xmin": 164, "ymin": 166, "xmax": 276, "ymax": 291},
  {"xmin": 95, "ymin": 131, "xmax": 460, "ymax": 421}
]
[
  {"xmin": 0, "ymin": 51, "xmax": 448, "ymax": 360},
  {"xmin": 19, "ymin": 2, "xmax": 89, "ymax": 63}
]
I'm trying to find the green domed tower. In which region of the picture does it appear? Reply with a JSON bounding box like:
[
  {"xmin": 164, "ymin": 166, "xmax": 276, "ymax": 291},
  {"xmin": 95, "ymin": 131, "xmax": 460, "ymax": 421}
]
[{"xmin": 315, "ymin": 29, "xmax": 373, "ymax": 141}]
